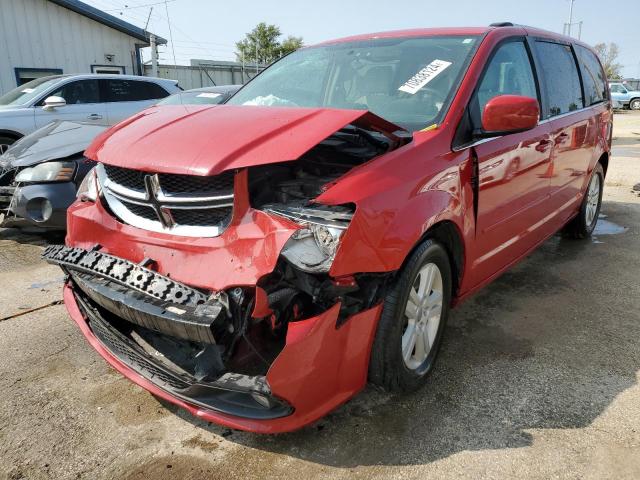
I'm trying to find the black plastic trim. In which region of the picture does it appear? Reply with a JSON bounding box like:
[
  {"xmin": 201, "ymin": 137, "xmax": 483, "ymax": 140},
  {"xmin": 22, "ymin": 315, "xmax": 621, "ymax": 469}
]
[{"xmin": 74, "ymin": 289, "xmax": 293, "ymax": 420}]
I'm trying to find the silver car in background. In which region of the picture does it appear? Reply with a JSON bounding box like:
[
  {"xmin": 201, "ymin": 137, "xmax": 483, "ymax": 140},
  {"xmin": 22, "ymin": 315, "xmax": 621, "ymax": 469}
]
[{"xmin": 0, "ymin": 74, "xmax": 180, "ymax": 153}]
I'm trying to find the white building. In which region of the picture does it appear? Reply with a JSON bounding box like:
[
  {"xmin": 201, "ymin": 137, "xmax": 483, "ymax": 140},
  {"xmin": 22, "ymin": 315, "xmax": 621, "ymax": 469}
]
[{"xmin": 0, "ymin": 0, "xmax": 166, "ymax": 94}]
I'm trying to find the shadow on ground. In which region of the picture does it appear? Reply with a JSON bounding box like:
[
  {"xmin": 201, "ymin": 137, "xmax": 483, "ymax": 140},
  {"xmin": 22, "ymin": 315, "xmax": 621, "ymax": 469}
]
[
  {"xmin": 161, "ymin": 200, "xmax": 640, "ymax": 467},
  {"xmin": 0, "ymin": 224, "xmax": 64, "ymax": 245}
]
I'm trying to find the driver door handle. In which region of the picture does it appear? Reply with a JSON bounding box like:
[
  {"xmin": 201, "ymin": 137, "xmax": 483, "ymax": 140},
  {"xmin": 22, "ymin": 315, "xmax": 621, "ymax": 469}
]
[
  {"xmin": 535, "ymin": 139, "xmax": 552, "ymax": 152},
  {"xmin": 87, "ymin": 114, "xmax": 103, "ymax": 120}
]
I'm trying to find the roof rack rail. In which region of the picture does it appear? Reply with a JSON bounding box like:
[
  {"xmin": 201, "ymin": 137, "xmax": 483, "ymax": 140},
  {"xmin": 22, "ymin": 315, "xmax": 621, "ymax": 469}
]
[{"xmin": 489, "ymin": 22, "xmax": 514, "ymax": 27}]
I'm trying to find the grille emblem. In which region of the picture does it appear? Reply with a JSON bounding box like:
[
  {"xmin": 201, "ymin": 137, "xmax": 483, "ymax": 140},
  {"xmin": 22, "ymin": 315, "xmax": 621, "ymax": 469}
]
[
  {"xmin": 144, "ymin": 174, "xmax": 175, "ymax": 228},
  {"xmin": 101, "ymin": 164, "xmax": 235, "ymax": 237}
]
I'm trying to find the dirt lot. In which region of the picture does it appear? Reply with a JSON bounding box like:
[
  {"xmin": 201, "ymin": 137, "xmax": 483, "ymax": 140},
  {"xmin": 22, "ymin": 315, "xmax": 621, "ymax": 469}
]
[{"xmin": 1, "ymin": 113, "xmax": 640, "ymax": 480}]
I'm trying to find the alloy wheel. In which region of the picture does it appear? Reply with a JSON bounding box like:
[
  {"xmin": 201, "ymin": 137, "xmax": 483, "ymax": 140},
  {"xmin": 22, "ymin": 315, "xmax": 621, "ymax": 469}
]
[
  {"xmin": 401, "ymin": 262, "xmax": 443, "ymax": 370},
  {"xmin": 585, "ymin": 171, "xmax": 601, "ymax": 227},
  {"xmin": 631, "ymin": 99, "xmax": 640, "ymax": 110}
]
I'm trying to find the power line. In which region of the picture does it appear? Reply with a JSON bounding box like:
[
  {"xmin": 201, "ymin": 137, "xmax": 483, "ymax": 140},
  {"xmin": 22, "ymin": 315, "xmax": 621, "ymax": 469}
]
[
  {"xmin": 164, "ymin": 0, "xmax": 178, "ymax": 66},
  {"xmin": 102, "ymin": 0, "xmax": 178, "ymax": 11}
]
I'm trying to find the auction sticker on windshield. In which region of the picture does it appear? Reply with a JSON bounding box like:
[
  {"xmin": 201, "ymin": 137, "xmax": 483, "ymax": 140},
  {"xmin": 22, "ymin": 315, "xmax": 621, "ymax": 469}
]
[{"xmin": 398, "ymin": 59, "xmax": 452, "ymax": 95}]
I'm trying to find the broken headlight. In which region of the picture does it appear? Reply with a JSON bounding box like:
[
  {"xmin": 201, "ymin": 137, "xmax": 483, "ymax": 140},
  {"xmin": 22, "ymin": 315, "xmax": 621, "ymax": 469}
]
[
  {"xmin": 265, "ymin": 204, "xmax": 354, "ymax": 273},
  {"xmin": 76, "ymin": 167, "xmax": 99, "ymax": 202}
]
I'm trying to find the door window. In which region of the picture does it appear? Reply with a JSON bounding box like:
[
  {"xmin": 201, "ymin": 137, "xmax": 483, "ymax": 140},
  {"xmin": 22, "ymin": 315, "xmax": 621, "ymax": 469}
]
[
  {"xmin": 610, "ymin": 84, "xmax": 627, "ymax": 94},
  {"xmin": 473, "ymin": 40, "xmax": 538, "ymax": 123},
  {"xmin": 534, "ymin": 41, "xmax": 584, "ymax": 117},
  {"xmin": 46, "ymin": 80, "xmax": 100, "ymax": 105},
  {"xmin": 105, "ymin": 80, "xmax": 169, "ymax": 102},
  {"xmin": 575, "ymin": 45, "xmax": 607, "ymax": 105}
]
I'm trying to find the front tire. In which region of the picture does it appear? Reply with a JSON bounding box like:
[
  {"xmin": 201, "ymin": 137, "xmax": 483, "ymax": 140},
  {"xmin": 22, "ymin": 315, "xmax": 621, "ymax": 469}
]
[
  {"xmin": 630, "ymin": 98, "xmax": 640, "ymax": 110},
  {"xmin": 564, "ymin": 163, "xmax": 604, "ymax": 239},
  {"xmin": 369, "ymin": 239, "xmax": 452, "ymax": 392}
]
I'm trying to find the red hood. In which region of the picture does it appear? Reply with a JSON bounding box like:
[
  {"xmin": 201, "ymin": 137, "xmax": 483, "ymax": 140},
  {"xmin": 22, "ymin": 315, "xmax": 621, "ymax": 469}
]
[{"xmin": 85, "ymin": 105, "xmax": 403, "ymax": 176}]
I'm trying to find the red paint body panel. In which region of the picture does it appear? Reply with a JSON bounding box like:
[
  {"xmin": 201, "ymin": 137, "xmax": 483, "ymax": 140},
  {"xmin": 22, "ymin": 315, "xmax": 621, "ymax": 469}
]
[
  {"xmin": 60, "ymin": 25, "xmax": 613, "ymax": 433},
  {"xmin": 85, "ymin": 105, "xmax": 402, "ymax": 176},
  {"xmin": 66, "ymin": 198, "xmax": 299, "ymax": 291},
  {"xmin": 315, "ymin": 27, "xmax": 491, "ymax": 46},
  {"xmin": 64, "ymin": 284, "xmax": 381, "ymax": 434}
]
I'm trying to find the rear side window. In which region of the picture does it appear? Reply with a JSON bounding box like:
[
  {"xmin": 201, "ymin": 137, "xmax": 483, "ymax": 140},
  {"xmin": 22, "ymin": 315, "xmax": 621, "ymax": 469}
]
[
  {"xmin": 473, "ymin": 40, "xmax": 538, "ymax": 117},
  {"xmin": 575, "ymin": 45, "xmax": 607, "ymax": 105},
  {"xmin": 610, "ymin": 84, "xmax": 626, "ymax": 93},
  {"xmin": 105, "ymin": 80, "xmax": 169, "ymax": 102},
  {"xmin": 534, "ymin": 41, "xmax": 583, "ymax": 118}
]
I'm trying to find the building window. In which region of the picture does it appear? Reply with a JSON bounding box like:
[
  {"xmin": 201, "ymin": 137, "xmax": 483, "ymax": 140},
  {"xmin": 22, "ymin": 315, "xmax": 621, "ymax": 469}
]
[
  {"xmin": 91, "ymin": 65, "xmax": 125, "ymax": 75},
  {"xmin": 14, "ymin": 68, "xmax": 63, "ymax": 86}
]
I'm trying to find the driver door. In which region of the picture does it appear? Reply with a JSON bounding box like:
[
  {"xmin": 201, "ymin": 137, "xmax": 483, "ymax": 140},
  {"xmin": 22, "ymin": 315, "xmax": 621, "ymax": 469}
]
[
  {"xmin": 467, "ymin": 39, "xmax": 553, "ymax": 287},
  {"xmin": 34, "ymin": 79, "xmax": 106, "ymax": 128}
]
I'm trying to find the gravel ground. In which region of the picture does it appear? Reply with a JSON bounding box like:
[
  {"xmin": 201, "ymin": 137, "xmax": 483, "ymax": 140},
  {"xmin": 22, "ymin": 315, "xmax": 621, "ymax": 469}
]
[{"xmin": 1, "ymin": 113, "xmax": 639, "ymax": 480}]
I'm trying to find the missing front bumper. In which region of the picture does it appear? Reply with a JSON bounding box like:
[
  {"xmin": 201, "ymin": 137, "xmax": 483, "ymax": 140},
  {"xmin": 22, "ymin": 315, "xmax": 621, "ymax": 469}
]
[{"xmin": 73, "ymin": 288, "xmax": 292, "ymax": 420}]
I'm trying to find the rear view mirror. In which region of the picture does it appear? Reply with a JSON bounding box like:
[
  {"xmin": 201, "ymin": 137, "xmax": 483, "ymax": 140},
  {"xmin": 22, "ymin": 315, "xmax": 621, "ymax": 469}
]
[
  {"xmin": 43, "ymin": 96, "xmax": 66, "ymax": 111},
  {"xmin": 479, "ymin": 94, "xmax": 539, "ymax": 137}
]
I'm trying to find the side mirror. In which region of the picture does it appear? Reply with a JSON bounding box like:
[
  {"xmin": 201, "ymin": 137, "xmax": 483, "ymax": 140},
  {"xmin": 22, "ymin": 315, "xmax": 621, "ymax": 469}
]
[
  {"xmin": 478, "ymin": 94, "xmax": 539, "ymax": 137},
  {"xmin": 42, "ymin": 96, "xmax": 66, "ymax": 111}
]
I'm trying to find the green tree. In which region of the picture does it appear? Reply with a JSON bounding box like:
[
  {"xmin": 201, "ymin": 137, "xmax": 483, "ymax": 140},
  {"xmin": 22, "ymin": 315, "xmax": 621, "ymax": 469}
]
[
  {"xmin": 236, "ymin": 23, "xmax": 303, "ymax": 64},
  {"xmin": 593, "ymin": 42, "xmax": 623, "ymax": 79},
  {"xmin": 278, "ymin": 36, "xmax": 304, "ymax": 57}
]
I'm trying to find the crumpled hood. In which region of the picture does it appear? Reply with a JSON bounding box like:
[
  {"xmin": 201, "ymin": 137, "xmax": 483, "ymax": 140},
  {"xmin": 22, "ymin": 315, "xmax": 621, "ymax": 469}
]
[
  {"xmin": 85, "ymin": 105, "xmax": 403, "ymax": 176},
  {"xmin": 2, "ymin": 121, "xmax": 108, "ymax": 168}
]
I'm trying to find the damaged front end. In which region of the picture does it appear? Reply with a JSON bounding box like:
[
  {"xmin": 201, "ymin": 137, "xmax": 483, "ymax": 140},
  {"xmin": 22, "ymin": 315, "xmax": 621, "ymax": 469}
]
[
  {"xmin": 48, "ymin": 107, "xmax": 408, "ymax": 432},
  {"xmin": 0, "ymin": 159, "xmax": 17, "ymax": 223}
]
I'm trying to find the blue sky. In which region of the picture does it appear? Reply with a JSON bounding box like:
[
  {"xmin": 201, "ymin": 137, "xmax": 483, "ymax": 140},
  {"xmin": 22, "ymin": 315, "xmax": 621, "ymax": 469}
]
[{"xmin": 85, "ymin": 0, "xmax": 639, "ymax": 77}]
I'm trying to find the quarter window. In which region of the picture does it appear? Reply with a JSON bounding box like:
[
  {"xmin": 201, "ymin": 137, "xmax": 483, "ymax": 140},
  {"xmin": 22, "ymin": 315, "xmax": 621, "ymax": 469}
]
[
  {"xmin": 575, "ymin": 45, "xmax": 607, "ymax": 105},
  {"xmin": 473, "ymin": 40, "xmax": 538, "ymax": 119},
  {"xmin": 534, "ymin": 41, "xmax": 583, "ymax": 117},
  {"xmin": 105, "ymin": 80, "xmax": 169, "ymax": 102}
]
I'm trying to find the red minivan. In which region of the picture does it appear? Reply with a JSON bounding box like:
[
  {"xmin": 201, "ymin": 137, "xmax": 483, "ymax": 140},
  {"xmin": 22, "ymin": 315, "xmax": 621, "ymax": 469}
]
[{"xmin": 45, "ymin": 23, "xmax": 612, "ymax": 433}]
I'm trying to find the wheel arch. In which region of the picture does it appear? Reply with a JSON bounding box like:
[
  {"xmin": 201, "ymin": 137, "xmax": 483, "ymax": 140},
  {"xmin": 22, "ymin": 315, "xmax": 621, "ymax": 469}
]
[
  {"xmin": 0, "ymin": 130, "xmax": 23, "ymax": 141},
  {"xmin": 408, "ymin": 220, "xmax": 466, "ymax": 299},
  {"xmin": 598, "ymin": 151, "xmax": 609, "ymax": 178}
]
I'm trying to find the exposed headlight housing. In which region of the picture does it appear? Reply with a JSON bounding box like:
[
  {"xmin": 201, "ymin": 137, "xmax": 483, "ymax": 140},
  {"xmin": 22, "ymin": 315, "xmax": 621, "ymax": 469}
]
[
  {"xmin": 265, "ymin": 204, "xmax": 354, "ymax": 273},
  {"xmin": 76, "ymin": 166, "xmax": 99, "ymax": 202},
  {"xmin": 14, "ymin": 161, "xmax": 75, "ymax": 183}
]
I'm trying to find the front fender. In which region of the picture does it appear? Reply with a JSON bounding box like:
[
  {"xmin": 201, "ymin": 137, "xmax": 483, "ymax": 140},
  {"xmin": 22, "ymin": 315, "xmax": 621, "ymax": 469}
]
[{"xmin": 322, "ymin": 147, "xmax": 473, "ymax": 277}]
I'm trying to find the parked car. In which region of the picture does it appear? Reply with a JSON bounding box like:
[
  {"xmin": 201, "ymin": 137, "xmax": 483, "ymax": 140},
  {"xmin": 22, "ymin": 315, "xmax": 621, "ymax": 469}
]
[
  {"xmin": 45, "ymin": 23, "xmax": 612, "ymax": 433},
  {"xmin": 0, "ymin": 74, "xmax": 180, "ymax": 153},
  {"xmin": 0, "ymin": 121, "xmax": 107, "ymax": 229},
  {"xmin": 609, "ymin": 82, "xmax": 640, "ymax": 110},
  {"xmin": 157, "ymin": 85, "xmax": 242, "ymax": 106},
  {"xmin": 0, "ymin": 85, "xmax": 240, "ymax": 230}
]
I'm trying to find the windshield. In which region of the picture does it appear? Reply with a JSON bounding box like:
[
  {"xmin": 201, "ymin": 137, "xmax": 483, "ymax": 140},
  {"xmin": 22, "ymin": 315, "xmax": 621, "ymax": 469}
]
[
  {"xmin": 0, "ymin": 76, "xmax": 64, "ymax": 107},
  {"xmin": 157, "ymin": 90, "xmax": 229, "ymax": 106},
  {"xmin": 228, "ymin": 35, "xmax": 480, "ymax": 131}
]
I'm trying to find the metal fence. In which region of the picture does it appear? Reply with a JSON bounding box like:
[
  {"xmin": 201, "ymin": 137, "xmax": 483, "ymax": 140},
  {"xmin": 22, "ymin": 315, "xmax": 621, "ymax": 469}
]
[{"xmin": 144, "ymin": 60, "xmax": 266, "ymax": 89}]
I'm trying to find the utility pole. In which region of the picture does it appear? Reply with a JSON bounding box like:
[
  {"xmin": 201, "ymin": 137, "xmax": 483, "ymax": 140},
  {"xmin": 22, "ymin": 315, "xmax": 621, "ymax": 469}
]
[
  {"xmin": 567, "ymin": 0, "xmax": 575, "ymax": 36},
  {"xmin": 150, "ymin": 34, "xmax": 159, "ymax": 77},
  {"xmin": 255, "ymin": 40, "xmax": 259, "ymax": 76}
]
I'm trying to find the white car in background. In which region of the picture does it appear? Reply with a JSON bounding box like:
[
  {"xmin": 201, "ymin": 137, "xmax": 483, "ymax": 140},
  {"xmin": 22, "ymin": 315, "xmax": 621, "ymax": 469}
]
[{"xmin": 0, "ymin": 74, "xmax": 180, "ymax": 153}]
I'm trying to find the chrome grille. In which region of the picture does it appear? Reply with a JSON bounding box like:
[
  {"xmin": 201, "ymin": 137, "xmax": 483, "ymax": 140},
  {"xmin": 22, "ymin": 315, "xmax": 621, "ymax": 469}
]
[
  {"xmin": 103, "ymin": 165, "xmax": 235, "ymax": 196},
  {"xmin": 98, "ymin": 164, "xmax": 234, "ymax": 237}
]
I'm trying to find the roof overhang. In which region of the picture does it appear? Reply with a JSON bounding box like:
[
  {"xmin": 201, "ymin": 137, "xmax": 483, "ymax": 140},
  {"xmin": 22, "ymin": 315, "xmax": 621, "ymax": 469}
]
[{"xmin": 48, "ymin": 0, "xmax": 167, "ymax": 45}]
